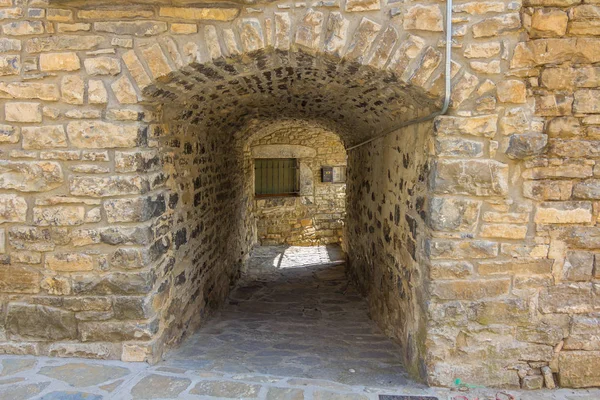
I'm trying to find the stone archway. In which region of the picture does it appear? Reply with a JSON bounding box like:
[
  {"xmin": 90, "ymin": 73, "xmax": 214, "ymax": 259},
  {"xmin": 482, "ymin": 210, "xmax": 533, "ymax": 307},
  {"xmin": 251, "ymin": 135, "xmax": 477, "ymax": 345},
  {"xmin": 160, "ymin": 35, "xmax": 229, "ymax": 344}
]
[{"xmin": 138, "ymin": 45, "xmax": 441, "ymax": 374}]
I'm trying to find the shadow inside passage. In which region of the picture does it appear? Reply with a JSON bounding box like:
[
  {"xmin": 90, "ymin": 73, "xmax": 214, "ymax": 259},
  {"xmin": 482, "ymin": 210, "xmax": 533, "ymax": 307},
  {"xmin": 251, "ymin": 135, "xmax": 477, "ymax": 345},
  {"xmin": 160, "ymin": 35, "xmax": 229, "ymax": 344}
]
[{"xmin": 163, "ymin": 245, "xmax": 414, "ymax": 388}]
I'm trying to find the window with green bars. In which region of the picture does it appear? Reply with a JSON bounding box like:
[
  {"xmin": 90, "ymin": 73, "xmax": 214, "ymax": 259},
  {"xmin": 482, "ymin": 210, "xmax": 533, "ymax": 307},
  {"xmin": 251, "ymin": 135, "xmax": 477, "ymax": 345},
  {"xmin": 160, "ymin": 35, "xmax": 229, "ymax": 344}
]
[{"xmin": 254, "ymin": 158, "xmax": 300, "ymax": 197}]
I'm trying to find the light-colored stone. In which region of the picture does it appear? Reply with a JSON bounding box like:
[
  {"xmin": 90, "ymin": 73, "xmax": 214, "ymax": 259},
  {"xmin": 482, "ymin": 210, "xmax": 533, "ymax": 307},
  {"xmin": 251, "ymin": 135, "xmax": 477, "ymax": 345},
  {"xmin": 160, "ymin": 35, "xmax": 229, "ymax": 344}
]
[
  {"xmin": 534, "ymin": 202, "xmax": 593, "ymax": 224},
  {"xmin": 404, "ymin": 5, "xmax": 443, "ymax": 32},
  {"xmin": 67, "ymin": 121, "xmax": 142, "ymax": 149},
  {"xmin": 39, "ymin": 52, "xmax": 80, "ymax": 71},
  {"xmin": 22, "ymin": 126, "xmax": 67, "ymax": 150},
  {"xmin": 0, "ymin": 195, "xmax": 27, "ymax": 224},
  {"xmin": 46, "ymin": 253, "xmax": 93, "ymax": 271},
  {"xmin": 61, "ymin": 75, "xmax": 84, "ymax": 105},
  {"xmin": 159, "ymin": 7, "xmax": 239, "ymax": 21},
  {"xmin": 497, "ymin": 80, "xmax": 527, "ymax": 103},
  {"xmin": 84, "ymin": 57, "xmax": 120, "ymax": 75},
  {"xmin": 111, "ymin": 75, "xmax": 138, "ymax": 104},
  {"xmin": 5, "ymin": 102, "xmax": 42, "ymax": 123}
]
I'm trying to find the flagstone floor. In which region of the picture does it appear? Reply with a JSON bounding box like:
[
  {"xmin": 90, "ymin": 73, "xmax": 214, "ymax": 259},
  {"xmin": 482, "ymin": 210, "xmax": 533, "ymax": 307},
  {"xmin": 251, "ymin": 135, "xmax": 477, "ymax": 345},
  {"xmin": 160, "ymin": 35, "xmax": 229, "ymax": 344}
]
[{"xmin": 1, "ymin": 246, "xmax": 599, "ymax": 400}]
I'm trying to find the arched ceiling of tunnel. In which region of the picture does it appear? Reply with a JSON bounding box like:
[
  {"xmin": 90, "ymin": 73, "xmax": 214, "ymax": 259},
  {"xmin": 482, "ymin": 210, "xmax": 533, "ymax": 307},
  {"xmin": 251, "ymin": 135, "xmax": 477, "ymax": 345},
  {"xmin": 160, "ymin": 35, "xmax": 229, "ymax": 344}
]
[{"xmin": 147, "ymin": 50, "xmax": 437, "ymax": 148}]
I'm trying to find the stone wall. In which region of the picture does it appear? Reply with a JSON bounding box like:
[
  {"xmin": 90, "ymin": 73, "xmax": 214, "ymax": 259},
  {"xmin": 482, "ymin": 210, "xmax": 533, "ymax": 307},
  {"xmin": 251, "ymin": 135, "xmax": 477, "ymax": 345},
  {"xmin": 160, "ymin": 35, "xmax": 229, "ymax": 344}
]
[
  {"xmin": 346, "ymin": 121, "xmax": 432, "ymax": 380},
  {"xmin": 0, "ymin": 0, "xmax": 598, "ymax": 390},
  {"xmin": 247, "ymin": 121, "xmax": 346, "ymax": 246}
]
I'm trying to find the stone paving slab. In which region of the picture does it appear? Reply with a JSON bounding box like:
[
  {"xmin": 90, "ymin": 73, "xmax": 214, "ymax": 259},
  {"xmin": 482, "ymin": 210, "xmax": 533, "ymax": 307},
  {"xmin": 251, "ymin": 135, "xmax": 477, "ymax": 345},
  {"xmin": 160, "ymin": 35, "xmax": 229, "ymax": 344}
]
[{"xmin": 0, "ymin": 355, "xmax": 599, "ymax": 399}]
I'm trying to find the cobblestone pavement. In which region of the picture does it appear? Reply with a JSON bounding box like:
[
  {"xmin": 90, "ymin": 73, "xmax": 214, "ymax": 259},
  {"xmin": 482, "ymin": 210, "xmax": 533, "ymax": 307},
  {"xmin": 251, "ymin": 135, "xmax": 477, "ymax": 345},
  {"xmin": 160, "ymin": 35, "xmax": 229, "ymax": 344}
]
[{"xmin": 1, "ymin": 246, "xmax": 599, "ymax": 400}]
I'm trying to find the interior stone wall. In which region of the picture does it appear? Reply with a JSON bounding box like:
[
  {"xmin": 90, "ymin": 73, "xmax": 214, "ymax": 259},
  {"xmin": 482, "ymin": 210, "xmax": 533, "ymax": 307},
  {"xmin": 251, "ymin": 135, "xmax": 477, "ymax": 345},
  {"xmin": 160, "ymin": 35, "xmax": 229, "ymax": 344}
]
[
  {"xmin": 148, "ymin": 105, "xmax": 253, "ymax": 356},
  {"xmin": 246, "ymin": 122, "xmax": 346, "ymax": 246},
  {"xmin": 346, "ymin": 121, "xmax": 432, "ymax": 379},
  {"xmin": 0, "ymin": 0, "xmax": 598, "ymax": 390}
]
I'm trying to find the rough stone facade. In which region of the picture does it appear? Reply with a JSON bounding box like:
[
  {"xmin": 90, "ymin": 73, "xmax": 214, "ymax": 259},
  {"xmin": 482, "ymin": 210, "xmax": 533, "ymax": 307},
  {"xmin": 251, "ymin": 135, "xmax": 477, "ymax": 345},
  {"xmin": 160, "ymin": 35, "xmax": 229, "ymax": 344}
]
[
  {"xmin": 246, "ymin": 121, "xmax": 346, "ymax": 246},
  {"xmin": 0, "ymin": 0, "xmax": 598, "ymax": 391}
]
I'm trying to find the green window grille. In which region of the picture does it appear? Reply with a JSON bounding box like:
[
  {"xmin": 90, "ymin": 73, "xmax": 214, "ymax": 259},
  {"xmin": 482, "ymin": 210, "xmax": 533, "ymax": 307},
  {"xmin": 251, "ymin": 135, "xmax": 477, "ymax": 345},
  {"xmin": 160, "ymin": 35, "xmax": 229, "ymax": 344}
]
[{"xmin": 254, "ymin": 158, "xmax": 299, "ymax": 196}]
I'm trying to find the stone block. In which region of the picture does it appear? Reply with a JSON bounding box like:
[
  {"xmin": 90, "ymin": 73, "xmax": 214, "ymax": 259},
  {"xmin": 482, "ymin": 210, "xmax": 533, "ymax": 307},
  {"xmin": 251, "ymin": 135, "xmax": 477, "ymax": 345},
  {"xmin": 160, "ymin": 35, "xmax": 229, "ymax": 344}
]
[
  {"xmin": 111, "ymin": 75, "xmax": 138, "ymax": 104},
  {"xmin": 84, "ymin": 57, "xmax": 120, "ymax": 75},
  {"xmin": 346, "ymin": 0, "xmax": 380, "ymax": 12},
  {"xmin": 534, "ymin": 201, "xmax": 593, "ymax": 224},
  {"xmin": 428, "ymin": 197, "xmax": 480, "ymax": 232},
  {"xmin": 72, "ymin": 271, "xmax": 153, "ymax": 295},
  {"xmin": 0, "ymin": 161, "xmax": 63, "ymax": 192},
  {"xmin": 0, "ymin": 124, "xmax": 19, "ymax": 143},
  {"xmin": 432, "ymin": 159, "xmax": 509, "ymax": 196},
  {"xmin": 472, "ymin": 14, "xmax": 521, "ymax": 38},
  {"xmin": 113, "ymin": 296, "xmax": 151, "ymax": 320},
  {"xmin": 480, "ymin": 224, "xmax": 528, "ymax": 240},
  {"xmin": 22, "ymin": 126, "xmax": 67, "ymax": 150},
  {"xmin": 47, "ymin": 342, "xmax": 118, "ymax": 359},
  {"xmin": 549, "ymin": 139, "xmax": 600, "ymax": 158},
  {"xmin": 79, "ymin": 319, "xmax": 158, "ymax": 342},
  {"xmin": 295, "ymin": 9, "xmax": 324, "ymax": 51},
  {"xmin": 474, "ymin": 298, "xmax": 531, "ymax": 325},
  {"xmin": 574, "ymin": 90, "xmax": 600, "ymax": 114},
  {"xmin": 434, "ymin": 138, "xmax": 484, "ymax": 158},
  {"xmin": 427, "ymin": 239, "xmax": 498, "ymax": 260},
  {"xmin": 403, "ymin": 5, "xmax": 443, "ymax": 31},
  {"xmin": 541, "ymin": 67, "xmax": 600, "ymax": 91},
  {"xmin": 88, "ymin": 80, "xmax": 108, "ymax": 104},
  {"xmin": 563, "ymin": 251, "xmax": 594, "ymax": 282},
  {"xmin": 171, "ymin": 23, "xmax": 197, "ymax": 34},
  {"xmin": 159, "ymin": 7, "xmax": 239, "ymax": 21},
  {"xmin": 147, "ymin": 45, "xmax": 176, "ymax": 81},
  {"xmin": 67, "ymin": 121, "xmax": 143, "ymax": 149},
  {"xmin": 94, "ymin": 21, "xmax": 167, "ymax": 37},
  {"xmin": 530, "ymin": 9, "xmax": 568, "ymax": 38},
  {"xmin": 0, "ymin": 194, "xmax": 27, "ymax": 223},
  {"xmin": 523, "ymin": 164, "xmax": 592, "ymax": 180},
  {"xmin": 61, "ymin": 75, "xmax": 84, "ymax": 105},
  {"xmin": 70, "ymin": 176, "xmax": 148, "ymax": 197},
  {"xmin": 104, "ymin": 194, "xmax": 166, "ymax": 223},
  {"xmin": 574, "ymin": 179, "xmax": 600, "ymax": 200},
  {"xmin": 560, "ymin": 227, "xmax": 600, "ymax": 250},
  {"xmin": 522, "ymin": 375, "xmax": 544, "ymax": 390},
  {"xmin": 33, "ymin": 205, "xmax": 85, "ymax": 226},
  {"xmin": 0, "ymin": 54, "xmax": 19, "ymax": 76},
  {"xmin": 463, "ymin": 42, "xmax": 501, "ymax": 59},
  {"xmin": 5, "ymin": 102, "xmax": 42, "ymax": 123},
  {"xmin": 2, "ymin": 21, "xmax": 44, "ymax": 36},
  {"xmin": 429, "ymin": 261, "xmax": 473, "ymax": 280},
  {"xmin": 46, "ymin": 252, "xmax": 93, "ymax": 272},
  {"xmin": 42, "ymin": 276, "xmax": 72, "ymax": 295},
  {"xmin": 497, "ymin": 80, "xmax": 527, "ymax": 104},
  {"xmin": 115, "ymin": 151, "xmax": 160, "ymax": 173},
  {"xmin": 516, "ymin": 325, "xmax": 564, "ymax": 346},
  {"xmin": 506, "ymin": 133, "xmax": 548, "ymax": 159},
  {"xmin": 78, "ymin": 9, "xmax": 154, "ymax": 19},
  {"xmin": 478, "ymin": 259, "xmax": 553, "ymax": 276},
  {"xmin": 7, "ymin": 303, "xmax": 77, "ymax": 340},
  {"xmin": 0, "ymin": 266, "xmax": 39, "ymax": 294},
  {"xmin": 539, "ymin": 283, "xmax": 593, "ymax": 314},
  {"xmin": 39, "ymin": 52, "xmax": 80, "ymax": 71},
  {"xmin": 569, "ymin": 5, "xmax": 600, "ymax": 36},
  {"xmin": 431, "ymin": 278, "xmax": 510, "ymax": 300},
  {"xmin": 559, "ymin": 351, "xmax": 600, "ymax": 387},
  {"xmin": 9, "ymin": 226, "xmax": 68, "ymax": 252},
  {"xmin": 26, "ymin": 35, "xmax": 104, "ymax": 53}
]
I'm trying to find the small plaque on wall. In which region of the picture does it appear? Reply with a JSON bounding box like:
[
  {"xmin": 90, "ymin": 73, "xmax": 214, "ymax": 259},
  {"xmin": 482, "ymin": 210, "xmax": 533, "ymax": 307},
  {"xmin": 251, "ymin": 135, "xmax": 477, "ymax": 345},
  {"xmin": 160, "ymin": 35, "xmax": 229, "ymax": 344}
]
[{"xmin": 322, "ymin": 166, "xmax": 333, "ymax": 182}]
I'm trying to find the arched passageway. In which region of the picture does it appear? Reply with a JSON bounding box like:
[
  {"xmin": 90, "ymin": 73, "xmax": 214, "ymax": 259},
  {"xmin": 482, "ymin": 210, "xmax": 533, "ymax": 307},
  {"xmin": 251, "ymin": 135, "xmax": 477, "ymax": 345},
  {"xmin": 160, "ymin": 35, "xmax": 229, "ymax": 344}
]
[{"xmin": 144, "ymin": 49, "xmax": 437, "ymax": 383}]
